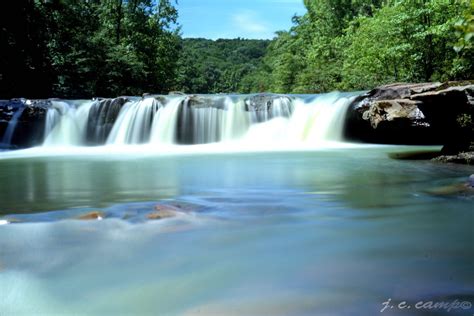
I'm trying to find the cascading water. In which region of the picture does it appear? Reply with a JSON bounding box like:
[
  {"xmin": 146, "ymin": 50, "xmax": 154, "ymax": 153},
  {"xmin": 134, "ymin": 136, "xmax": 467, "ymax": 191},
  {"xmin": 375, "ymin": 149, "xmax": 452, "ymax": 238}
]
[
  {"xmin": 43, "ymin": 101, "xmax": 95, "ymax": 146},
  {"xmin": 1, "ymin": 106, "xmax": 26, "ymax": 147},
  {"xmin": 38, "ymin": 93, "xmax": 354, "ymax": 148},
  {"xmin": 106, "ymin": 98, "xmax": 161, "ymax": 145}
]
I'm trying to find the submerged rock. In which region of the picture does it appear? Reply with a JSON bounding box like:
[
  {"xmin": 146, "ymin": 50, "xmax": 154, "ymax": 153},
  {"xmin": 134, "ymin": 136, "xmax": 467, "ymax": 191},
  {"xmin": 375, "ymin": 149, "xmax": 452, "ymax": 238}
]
[
  {"xmin": 76, "ymin": 211, "xmax": 105, "ymax": 220},
  {"xmin": 147, "ymin": 205, "xmax": 179, "ymax": 220},
  {"xmin": 147, "ymin": 201, "xmax": 204, "ymax": 220},
  {"xmin": 426, "ymin": 175, "xmax": 474, "ymax": 196}
]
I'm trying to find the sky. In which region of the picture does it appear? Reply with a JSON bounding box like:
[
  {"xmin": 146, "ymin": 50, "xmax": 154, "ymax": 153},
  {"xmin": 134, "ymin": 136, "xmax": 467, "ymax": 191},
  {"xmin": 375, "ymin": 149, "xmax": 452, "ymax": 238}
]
[{"xmin": 177, "ymin": 0, "xmax": 307, "ymax": 40}]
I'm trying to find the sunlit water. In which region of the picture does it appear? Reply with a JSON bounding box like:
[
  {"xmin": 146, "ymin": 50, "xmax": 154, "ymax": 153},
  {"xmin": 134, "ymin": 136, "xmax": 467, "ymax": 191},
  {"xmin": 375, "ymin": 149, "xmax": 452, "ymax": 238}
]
[{"xmin": 0, "ymin": 145, "xmax": 473, "ymax": 315}]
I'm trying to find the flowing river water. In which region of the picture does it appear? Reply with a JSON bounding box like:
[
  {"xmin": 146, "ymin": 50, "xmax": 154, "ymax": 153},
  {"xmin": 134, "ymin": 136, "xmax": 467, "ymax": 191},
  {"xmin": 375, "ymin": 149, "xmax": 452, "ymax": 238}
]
[{"xmin": 0, "ymin": 93, "xmax": 472, "ymax": 315}]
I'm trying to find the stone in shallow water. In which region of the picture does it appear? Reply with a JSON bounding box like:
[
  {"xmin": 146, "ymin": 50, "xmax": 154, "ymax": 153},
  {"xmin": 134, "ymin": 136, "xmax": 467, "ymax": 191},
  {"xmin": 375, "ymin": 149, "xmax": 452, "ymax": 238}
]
[
  {"xmin": 147, "ymin": 201, "xmax": 207, "ymax": 220},
  {"xmin": 426, "ymin": 177, "xmax": 474, "ymax": 196},
  {"xmin": 147, "ymin": 205, "xmax": 178, "ymax": 220},
  {"xmin": 76, "ymin": 211, "xmax": 104, "ymax": 220}
]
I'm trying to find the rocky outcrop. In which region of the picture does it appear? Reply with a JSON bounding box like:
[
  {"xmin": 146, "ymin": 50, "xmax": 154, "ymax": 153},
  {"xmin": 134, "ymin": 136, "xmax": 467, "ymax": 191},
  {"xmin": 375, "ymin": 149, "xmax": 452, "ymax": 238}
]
[
  {"xmin": 0, "ymin": 99, "xmax": 50, "ymax": 149},
  {"xmin": 86, "ymin": 97, "xmax": 129, "ymax": 144},
  {"xmin": 176, "ymin": 95, "xmax": 228, "ymax": 144},
  {"xmin": 244, "ymin": 94, "xmax": 294, "ymax": 122},
  {"xmin": 345, "ymin": 81, "xmax": 474, "ymax": 148},
  {"xmin": 433, "ymin": 151, "xmax": 474, "ymax": 164}
]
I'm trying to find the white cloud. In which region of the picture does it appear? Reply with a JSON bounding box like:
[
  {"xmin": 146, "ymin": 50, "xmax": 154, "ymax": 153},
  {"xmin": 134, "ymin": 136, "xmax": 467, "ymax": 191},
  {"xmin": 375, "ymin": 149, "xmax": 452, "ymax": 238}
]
[{"xmin": 232, "ymin": 10, "xmax": 270, "ymax": 34}]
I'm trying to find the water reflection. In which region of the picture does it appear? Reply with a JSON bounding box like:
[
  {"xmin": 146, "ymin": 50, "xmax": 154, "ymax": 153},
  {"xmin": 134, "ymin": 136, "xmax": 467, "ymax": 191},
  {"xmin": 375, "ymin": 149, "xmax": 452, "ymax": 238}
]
[{"xmin": 0, "ymin": 147, "xmax": 473, "ymax": 315}]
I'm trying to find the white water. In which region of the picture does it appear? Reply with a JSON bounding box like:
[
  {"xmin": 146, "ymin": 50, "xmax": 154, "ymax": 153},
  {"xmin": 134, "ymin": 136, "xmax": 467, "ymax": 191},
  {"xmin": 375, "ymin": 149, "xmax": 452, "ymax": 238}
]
[
  {"xmin": 43, "ymin": 101, "xmax": 95, "ymax": 146},
  {"xmin": 40, "ymin": 93, "xmax": 354, "ymax": 148},
  {"xmin": 1, "ymin": 106, "xmax": 25, "ymax": 146}
]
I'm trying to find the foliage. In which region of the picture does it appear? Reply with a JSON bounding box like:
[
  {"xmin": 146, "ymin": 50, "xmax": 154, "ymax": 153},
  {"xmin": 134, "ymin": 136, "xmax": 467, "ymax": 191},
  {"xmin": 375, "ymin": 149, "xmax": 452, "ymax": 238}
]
[
  {"xmin": 0, "ymin": 0, "xmax": 472, "ymax": 97},
  {"xmin": 175, "ymin": 38, "xmax": 269, "ymax": 93},
  {"xmin": 0, "ymin": 0, "xmax": 180, "ymax": 98},
  {"xmin": 253, "ymin": 0, "xmax": 473, "ymax": 93}
]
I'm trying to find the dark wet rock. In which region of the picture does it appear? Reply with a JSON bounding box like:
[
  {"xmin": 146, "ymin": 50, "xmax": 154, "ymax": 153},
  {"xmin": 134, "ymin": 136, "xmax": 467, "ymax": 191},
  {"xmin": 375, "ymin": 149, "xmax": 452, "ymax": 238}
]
[
  {"xmin": 153, "ymin": 95, "xmax": 168, "ymax": 104},
  {"xmin": 76, "ymin": 211, "xmax": 105, "ymax": 220},
  {"xmin": 0, "ymin": 99, "xmax": 50, "ymax": 148},
  {"xmin": 388, "ymin": 150, "xmax": 441, "ymax": 160},
  {"xmin": 185, "ymin": 95, "xmax": 227, "ymax": 110},
  {"xmin": 176, "ymin": 95, "xmax": 227, "ymax": 144},
  {"xmin": 86, "ymin": 97, "xmax": 128, "ymax": 144},
  {"xmin": 244, "ymin": 94, "xmax": 294, "ymax": 122},
  {"xmin": 345, "ymin": 81, "xmax": 474, "ymax": 147}
]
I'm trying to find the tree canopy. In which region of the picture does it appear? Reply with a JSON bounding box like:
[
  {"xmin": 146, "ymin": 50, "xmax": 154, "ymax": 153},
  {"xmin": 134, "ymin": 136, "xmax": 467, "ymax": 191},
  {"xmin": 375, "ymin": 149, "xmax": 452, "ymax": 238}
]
[
  {"xmin": 0, "ymin": 0, "xmax": 472, "ymax": 98},
  {"xmin": 250, "ymin": 0, "xmax": 473, "ymax": 93}
]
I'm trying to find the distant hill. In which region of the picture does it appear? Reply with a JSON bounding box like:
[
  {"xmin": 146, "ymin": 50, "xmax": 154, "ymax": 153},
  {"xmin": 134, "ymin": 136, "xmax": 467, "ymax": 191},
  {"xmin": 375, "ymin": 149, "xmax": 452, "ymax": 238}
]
[{"xmin": 175, "ymin": 38, "xmax": 270, "ymax": 94}]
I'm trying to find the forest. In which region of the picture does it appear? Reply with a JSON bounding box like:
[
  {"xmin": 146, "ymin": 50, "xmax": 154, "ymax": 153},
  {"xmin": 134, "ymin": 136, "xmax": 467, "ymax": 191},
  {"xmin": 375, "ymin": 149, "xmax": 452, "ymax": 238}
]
[{"xmin": 0, "ymin": 0, "xmax": 472, "ymax": 98}]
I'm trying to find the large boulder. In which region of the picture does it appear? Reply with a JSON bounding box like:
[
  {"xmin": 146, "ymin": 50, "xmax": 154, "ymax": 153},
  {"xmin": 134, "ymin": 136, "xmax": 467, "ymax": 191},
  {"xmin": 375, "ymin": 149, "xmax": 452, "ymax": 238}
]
[{"xmin": 344, "ymin": 81, "xmax": 474, "ymax": 147}]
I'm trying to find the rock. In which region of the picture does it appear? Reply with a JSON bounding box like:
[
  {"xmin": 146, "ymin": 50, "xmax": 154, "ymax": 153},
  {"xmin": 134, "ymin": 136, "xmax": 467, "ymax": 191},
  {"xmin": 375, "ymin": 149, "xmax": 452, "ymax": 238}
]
[
  {"xmin": 86, "ymin": 97, "xmax": 128, "ymax": 144},
  {"xmin": 388, "ymin": 150, "xmax": 441, "ymax": 160},
  {"xmin": 362, "ymin": 99, "xmax": 425, "ymax": 129},
  {"xmin": 0, "ymin": 99, "xmax": 50, "ymax": 148},
  {"xmin": 184, "ymin": 95, "xmax": 227, "ymax": 110},
  {"xmin": 147, "ymin": 204, "xmax": 179, "ymax": 220},
  {"xmin": 344, "ymin": 81, "xmax": 474, "ymax": 147},
  {"xmin": 176, "ymin": 95, "xmax": 227, "ymax": 144},
  {"xmin": 432, "ymin": 151, "xmax": 474, "ymax": 165},
  {"xmin": 426, "ymin": 177, "xmax": 474, "ymax": 196},
  {"xmin": 147, "ymin": 201, "xmax": 204, "ymax": 220},
  {"xmin": 167, "ymin": 201, "xmax": 205, "ymax": 212},
  {"xmin": 76, "ymin": 211, "xmax": 104, "ymax": 220},
  {"xmin": 244, "ymin": 94, "xmax": 294, "ymax": 122}
]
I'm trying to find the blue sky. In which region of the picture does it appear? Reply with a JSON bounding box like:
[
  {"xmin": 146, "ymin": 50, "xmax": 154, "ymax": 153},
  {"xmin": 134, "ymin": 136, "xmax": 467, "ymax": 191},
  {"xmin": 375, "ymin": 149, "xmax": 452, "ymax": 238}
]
[{"xmin": 177, "ymin": 0, "xmax": 307, "ymax": 40}]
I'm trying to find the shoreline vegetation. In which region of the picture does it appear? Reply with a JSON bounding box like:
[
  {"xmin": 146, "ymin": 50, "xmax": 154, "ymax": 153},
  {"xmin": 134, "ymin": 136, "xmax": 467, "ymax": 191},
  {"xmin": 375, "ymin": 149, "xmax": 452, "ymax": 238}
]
[{"xmin": 0, "ymin": 1, "xmax": 472, "ymax": 99}]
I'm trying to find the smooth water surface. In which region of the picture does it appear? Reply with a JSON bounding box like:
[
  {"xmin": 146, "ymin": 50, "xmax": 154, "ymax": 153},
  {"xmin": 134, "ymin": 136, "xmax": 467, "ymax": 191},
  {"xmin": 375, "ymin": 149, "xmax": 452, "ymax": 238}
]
[{"xmin": 0, "ymin": 146, "xmax": 473, "ymax": 315}]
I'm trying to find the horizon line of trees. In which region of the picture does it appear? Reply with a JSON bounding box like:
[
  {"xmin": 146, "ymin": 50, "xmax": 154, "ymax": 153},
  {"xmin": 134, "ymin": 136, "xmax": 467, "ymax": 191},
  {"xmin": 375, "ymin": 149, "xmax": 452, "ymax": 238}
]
[
  {"xmin": 245, "ymin": 0, "xmax": 473, "ymax": 93},
  {"xmin": 0, "ymin": 0, "xmax": 472, "ymax": 99}
]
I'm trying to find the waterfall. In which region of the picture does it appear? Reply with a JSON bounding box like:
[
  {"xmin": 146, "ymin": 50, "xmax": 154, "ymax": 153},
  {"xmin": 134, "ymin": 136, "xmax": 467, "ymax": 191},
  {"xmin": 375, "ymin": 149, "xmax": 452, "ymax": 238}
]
[
  {"xmin": 150, "ymin": 97, "xmax": 184, "ymax": 144},
  {"xmin": 36, "ymin": 93, "xmax": 354, "ymax": 148},
  {"xmin": 106, "ymin": 98, "xmax": 161, "ymax": 144},
  {"xmin": 43, "ymin": 101, "xmax": 94, "ymax": 146},
  {"xmin": 1, "ymin": 106, "xmax": 26, "ymax": 146},
  {"xmin": 86, "ymin": 97, "xmax": 127, "ymax": 144}
]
